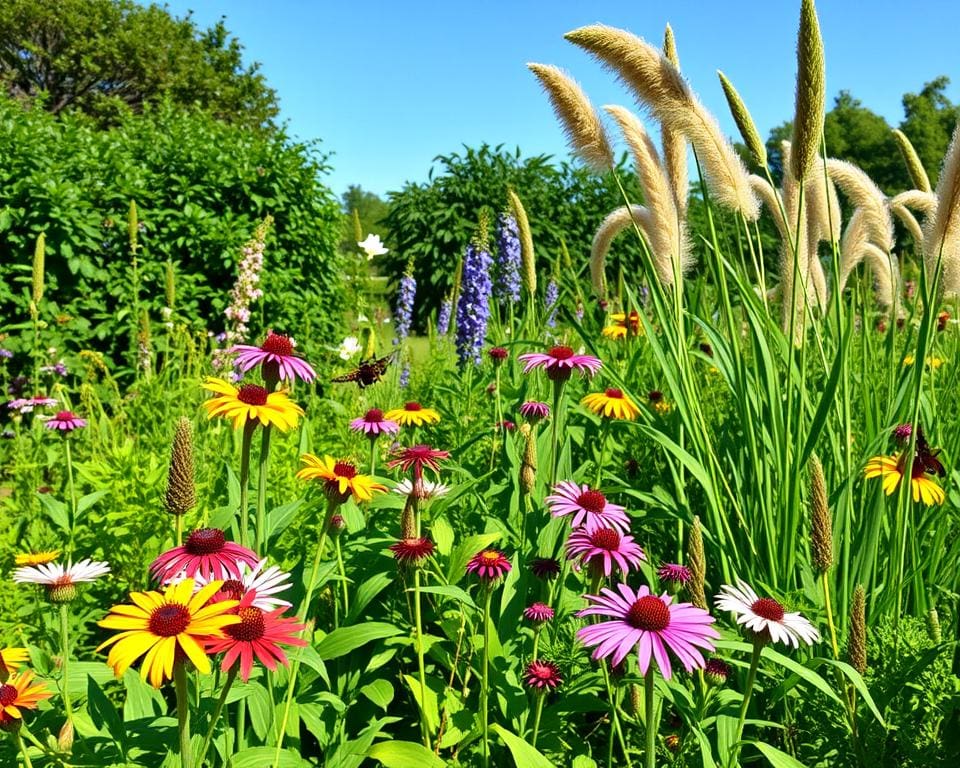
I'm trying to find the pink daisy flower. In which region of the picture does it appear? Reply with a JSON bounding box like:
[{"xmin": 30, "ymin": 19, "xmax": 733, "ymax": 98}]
[
  {"xmin": 388, "ymin": 537, "xmax": 435, "ymax": 566},
  {"xmin": 466, "ymin": 549, "xmax": 511, "ymax": 582},
  {"xmin": 715, "ymin": 579, "xmax": 820, "ymax": 648},
  {"xmin": 150, "ymin": 528, "xmax": 259, "ymax": 583},
  {"xmin": 45, "ymin": 410, "xmax": 87, "ymax": 432},
  {"xmin": 518, "ymin": 345, "xmax": 602, "ymax": 381},
  {"xmin": 523, "ymin": 660, "xmax": 562, "ymax": 691},
  {"xmin": 519, "ymin": 400, "xmax": 550, "ymax": 424},
  {"xmin": 523, "ymin": 602, "xmax": 555, "ymax": 623},
  {"xmin": 231, "ymin": 331, "xmax": 316, "ymax": 383},
  {"xmin": 545, "ymin": 481, "xmax": 629, "ymax": 531},
  {"xmin": 577, "ymin": 583, "xmax": 719, "ymax": 679},
  {"xmin": 566, "ymin": 524, "xmax": 646, "ymax": 577},
  {"xmin": 350, "ymin": 408, "xmax": 400, "ymax": 437}
]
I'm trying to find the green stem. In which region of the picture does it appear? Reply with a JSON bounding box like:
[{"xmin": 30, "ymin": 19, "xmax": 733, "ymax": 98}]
[
  {"xmin": 196, "ymin": 668, "xmax": 237, "ymax": 768},
  {"xmin": 531, "ymin": 693, "xmax": 545, "ymax": 747},
  {"xmin": 238, "ymin": 423, "xmax": 255, "ymax": 549},
  {"xmin": 255, "ymin": 426, "xmax": 273, "ymax": 555},
  {"xmin": 531, "ymin": 626, "xmax": 541, "ymax": 662},
  {"xmin": 413, "ymin": 567, "xmax": 432, "ymax": 749},
  {"xmin": 59, "ymin": 603, "xmax": 73, "ymax": 726},
  {"xmin": 14, "ymin": 731, "xmax": 34, "ymax": 768},
  {"xmin": 174, "ymin": 662, "xmax": 194, "ymax": 768},
  {"xmin": 64, "ymin": 438, "xmax": 77, "ymax": 557},
  {"xmin": 368, "ymin": 435, "xmax": 378, "ymax": 476},
  {"xmin": 595, "ymin": 421, "xmax": 610, "ymax": 487},
  {"xmin": 335, "ymin": 537, "xmax": 349, "ymax": 622},
  {"xmin": 599, "ymin": 661, "xmax": 632, "ymax": 768},
  {"xmin": 728, "ymin": 640, "xmax": 763, "ymax": 768},
  {"xmin": 822, "ymin": 571, "xmax": 839, "ymax": 659},
  {"xmin": 175, "ymin": 514, "xmax": 183, "ymax": 548},
  {"xmin": 644, "ymin": 668, "xmax": 656, "ymax": 768},
  {"xmin": 549, "ymin": 379, "xmax": 564, "ymax": 486},
  {"xmin": 481, "ymin": 586, "xmax": 493, "ymax": 768}
]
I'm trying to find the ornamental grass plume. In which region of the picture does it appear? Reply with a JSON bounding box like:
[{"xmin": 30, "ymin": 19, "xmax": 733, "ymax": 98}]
[
  {"xmin": 925, "ymin": 608, "xmax": 942, "ymax": 644},
  {"xmin": 164, "ymin": 417, "xmax": 196, "ymax": 517},
  {"xmin": 661, "ymin": 24, "xmax": 688, "ymax": 215},
  {"xmin": 892, "ymin": 129, "xmax": 932, "ymax": 193},
  {"xmin": 809, "ymin": 453, "xmax": 833, "ymax": 574},
  {"xmin": 687, "ymin": 516, "xmax": 707, "ymax": 610},
  {"xmin": 790, "ymin": 0, "xmax": 826, "ymax": 181},
  {"xmin": 494, "ymin": 213, "xmax": 522, "ymax": 306},
  {"xmin": 508, "ymin": 189, "xmax": 537, "ymax": 295},
  {"xmin": 847, "ymin": 584, "xmax": 867, "ymax": 674},
  {"xmin": 527, "ymin": 63, "xmax": 613, "ymax": 173},
  {"xmin": 455, "ymin": 214, "xmax": 494, "ymax": 367},
  {"xmin": 32, "ymin": 232, "xmax": 45, "ymax": 307},
  {"xmin": 718, "ymin": 71, "xmax": 767, "ymax": 168},
  {"xmin": 924, "ymin": 121, "xmax": 960, "ymax": 294}
]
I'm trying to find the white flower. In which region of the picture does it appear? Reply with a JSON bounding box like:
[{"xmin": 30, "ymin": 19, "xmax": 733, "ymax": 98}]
[
  {"xmin": 393, "ymin": 478, "xmax": 450, "ymax": 499},
  {"xmin": 356, "ymin": 313, "xmax": 369, "ymax": 323},
  {"xmin": 13, "ymin": 559, "xmax": 111, "ymax": 585},
  {"xmin": 193, "ymin": 558, "xmax": 293, "ymax": 611},
  {"xmin": 715, "ymin": 579, "xmax": 820, "ymax": 648},
  {"xmin": 358, "ymin": 233, "xmax": 389, "ymax": 260},
  {"xmin": 338, "ymin": 336, "xmax": 362, "ymax": 360}
]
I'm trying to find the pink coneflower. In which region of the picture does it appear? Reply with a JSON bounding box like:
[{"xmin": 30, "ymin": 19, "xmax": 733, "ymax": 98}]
[
  {"xmin": 231, "ymin": 331, "xmax": 316, "ymax": 383},
  {"xmin": 519, "ymin": 401, "xmax": 550, "ymax": 424},
  {"xmin": 715, "ymin": 579, "xmax": 820, "ymax": 648},
  {"xmin": 466, "ymin": 549, "xmax": 511, "ymax": 582},
  {"xmin": 44, "ymin": 410, "xmax": 87, "ymax": 432},
  {"xmin": 13, "ymin": 559, "xmax": 110, "ymax": 603},
  {"xmin": 193, "ymin": 558, "xmax": 293, "ymax": 611},
  {"xmin": 350, "ymin": 408, "xmax": 400, "ymax": 437},
  {"xmin": 523, "ymin": 602, "xmax": 555, "ymax": 623},
  {"xmin": 150, "ymin": 528, "xmax": 259, "ymax": 583},
  {"xmin": 704, "ymin": 657, "xmax": 730, "ymax": 685},
  {"xmin": 497, "ymin": 420, "xmax": 516, "ymax": 431},
  {"xmin": 577, "ymin": 583, "xmax": 719, "ymax": 678},
  {"xmin": 657, "ymin": 563, "xmax": 692, "ymax": 587},
  {"xmin": 892, "ymin": 423, "xmax": 913, "ymax": 445},
  {"xmin": 523, "ymin": 660, "xmax": 562, "ymax": 691},
  {"xmin": 388, "ymin": 444, "xmax": 450, "ymax": 499},
  {"xmin": 545, "ymin": 481, "xmax": 629, "ymax": 532},
  {"xmin": 488, "ymin": 347, "xmax": 509, "ymax": 364},
  {"xmin": 566, "ymin": 524, "xmax": 645, "ymax": 577},
  {"xmin": 388, "ymin": 537, "xmax": 435, "ymax": 565},
  {"xmin": 530, "ymin": 558, "xmax": 561, "ymax": 580},
  {"xmin": 518, "ymin": 345, "xmax": 602, "ymax": 382},
  {"xmin": 204, "ymin": 593, "xmax": 307, "ymax": 681}
]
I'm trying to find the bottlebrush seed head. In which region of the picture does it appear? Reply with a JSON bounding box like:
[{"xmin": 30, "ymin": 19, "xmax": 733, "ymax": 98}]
[
  {"xmin": 164, "ymin": 417, "xmax": 196, "ymax": 516},
  {"xmin": 809, "ymin": 453, "xmax": 833, "ymax": 573},
  {"xmin": 925, "ymin": 608, "xmax": 942, "ymax": 644},
  {"xmin": 847, "ymin": 584, "xmax": 867, "ymax": 675},
  {"xmin": 520, "ymin": 423, "xmax": 537, "ymax": 495},
  {"xmin": 687, "ymin": 516, "xmax": 707, "ymax": 611}
]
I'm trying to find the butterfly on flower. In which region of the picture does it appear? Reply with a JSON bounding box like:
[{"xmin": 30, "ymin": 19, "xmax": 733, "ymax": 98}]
[
  {"xmin": 915, "ymin": 426, "xmax": 945, "ymax": 477},
  {"xmin": 331, "ymin": 353, "xmax": 394, "ymax": 389}
]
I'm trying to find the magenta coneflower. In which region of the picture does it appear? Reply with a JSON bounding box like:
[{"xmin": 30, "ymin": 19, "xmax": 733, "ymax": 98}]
[
  {"xmin": 388, "ymin": 537, "xmax": 435, "ymax": 565},
  {"xmin": 519, "ymin": 401, "xmax": 550, "ymax": 424},
  {"xmin": 387, "ymin": 444, "xmax": 450, "ymax": 476},
  {"xmin": 892, "ymin": 423, "xmax": 913, "ymax": 445},
  {"xmin": 523, "ymin": 660, "xmax": 562, "ymax": 691},
  {"xmin": 149, "ymin": 528, "xmax": 259, "ymax": 583},
  {"xmin": 44, "ymin": 410, "xmax": 87, "ymax": 432},
  {"xmin": 530, "ymin": 558, "xmax": 561, "ymax": 580},
  {"xmin": 488, "ymin": 347, "xmax": 509, "ymax": 364},
  {"xmin": 231, "ymin": 331, "xmax": 316, "ymax": 383},
  {"xmin": 545, "ymin": 481, "xmax": 629, "ymax": 531},
  {"xmin": 566, "ymin": 524, "xmax": 646, "ymax": 577},
  {"xmin": 466, "ymin": 549, "xmax": 511, "ymax": 582},
  {"xmin": 577, "ymin": 583, "xmax": 719, "ymax": 678},
  {"xmin": 658, "ymin": 563, "xmax": 692, "ymax": 587},
  {"xmin": 523, "ymin": 602, "xmax": 555, "ymax": 623},
  {"xmin": 715, "ymin": 579, "xmax": 820, "ymax": 648},
  {"xmin": 350, "ymin": 408, "xmax": 400, "ymax": 437},
  {"xmin": 518, "ymin": 345, "xmax": 602, "ymax": 381}
]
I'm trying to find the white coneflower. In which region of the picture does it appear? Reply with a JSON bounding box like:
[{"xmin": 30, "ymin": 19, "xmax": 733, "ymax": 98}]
[
  {"xmin": 393, "ymin": 478, "xmax": 450, "ymax": 499},
  {"xmin": 716, "ymin": 579, "xmax": 820, "ymax": 648},
  {"xmin": 14, "ymin": 559, "xmax": 111, "ymax": 603},
  {"xmin": 193, "ymin": 558, "xmax": 293, "ymax": 611}
]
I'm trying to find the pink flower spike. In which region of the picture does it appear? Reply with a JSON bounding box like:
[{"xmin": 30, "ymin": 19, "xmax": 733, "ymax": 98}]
[
  {"xmin": 150, "ymin": 528, "xmax": 259, "ymax": 583},
  {"xmin": 231, "ymin": 331, "xmax": 316, "ymax": 383},
  {"xmin": 545, "ymin": 481, "xmax": 629, "ymax": 531}
]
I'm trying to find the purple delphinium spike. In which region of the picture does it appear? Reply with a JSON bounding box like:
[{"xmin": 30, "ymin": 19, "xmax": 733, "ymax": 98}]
[
  {"xmin": 455, "ymin": 243, "xmax": 493, "ymax": 368},
  {"xmin": 545, "ymin": 279, "xmax": 559, "ymax": 328},
  {"xmin": 494, "ymin": 213, "xmax": 522, "ymax": 307},
  {"xmin": 394, "ymin": 266, "xmax": 417, "ymax": 345}
]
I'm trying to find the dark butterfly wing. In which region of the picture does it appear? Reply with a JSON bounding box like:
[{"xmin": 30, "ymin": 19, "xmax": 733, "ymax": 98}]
[
  {"xmin": 331, "ymin": 368, "xmax": 362, "ymax": 384},
  {"xmin": 331, "ymin": 353, "xmax": 394, "ymax": 389},
  {"xmin": 915, "ymin": 426, "xmax": 946, "ymax": 476}
]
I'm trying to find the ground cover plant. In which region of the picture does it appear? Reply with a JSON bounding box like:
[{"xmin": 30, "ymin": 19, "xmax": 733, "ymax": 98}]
[{"xmin": 1, "ymin": 1, "xmax": 960, "ymax": 767}]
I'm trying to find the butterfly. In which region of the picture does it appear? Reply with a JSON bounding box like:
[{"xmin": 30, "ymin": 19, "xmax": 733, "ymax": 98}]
[
  {"xmin": 915, "ymin": 426, "xmax": 945, "ymax": 477},
  {"xmin": 331, "ymin": 353, "xmax": 394, "ymax": 389}
]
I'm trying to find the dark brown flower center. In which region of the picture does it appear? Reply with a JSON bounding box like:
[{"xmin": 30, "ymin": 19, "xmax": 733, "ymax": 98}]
[
  {"xmin": 404, "ymin": 401, "xmax": 422, "ymax": 411},
  {"xmin": 750, "ymin": 597, "xmax": 785, "ymax": 622},
  {"xmin": 648, "ymin": 390, "xmax": 663, "ymax": 402},
  {"xmin": 0, "ymin": 684, "xmax": 17, "ymax": 707},
  {"xmin": 219, "ymin": 579, "xmax": 245, "ymax": 600},
  {"xmin": 365, "ymin": 408, "xmax": 384, "ymax": 422},
  {"xmin": 333, "ymin": 461, "xmax": 357, "ymax": 478},
  {"xmin": 604, "ymin": 388, "xmax": 623, "ymax": 399},
  {"xmin": 576, "ymin": 490, "xmax": 607, "ymax": 514},
  {"xmin": 261, "ymin": 332, "xmax": 294, "ymax": 356},
  {"xmin": 590, "ymin": 528, "xmax": 621, "ymax": 550},
  {"xmin": 626, "ymin": 595, "xmax": 671, "ymax": 631},
  {"xmin": 185, "ymin": 528, "xmax": 226, "ymax": 555},
  {"xmin": 148, "ymin": 603, "xmax": 191, "ymax": 637},
  {"xmin": 225, "ymin": 607, "xmax": 265, "ymax": 642},
  {"xmin": 237, "ymin": 384, "xmax": 269, "ymax": 406},
  {"xmin": 548, "ymin": 346, "xmax": 574, "ymax": 360}
]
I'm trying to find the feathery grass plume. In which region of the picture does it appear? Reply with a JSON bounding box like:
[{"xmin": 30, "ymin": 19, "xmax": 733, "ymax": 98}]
[
  {"xmin": 809, "ymin": 454, "xmax": 833, "ymax": 573},
  {"xmin": 590, "ymin": 204, "xmax": 651, "ymax": 298},
  {"xmin": 128, "ymin": 200, "xmax": 140, "ymax": 255},
  {"xmin": 718, "ymin": 71, "xmax": 767, "ymax": 168},
  {"xmin": 826, "ymin": 158, "xmax": 894, "ymax": 251},
  {"xmin": 165, "ymin": 261, "xmax": 176, "ymax": 310},
  {"xmin": 924, "ymin": 122, "xmax": 960, "ymax": 293},
  {"xmin": 891, "ymin": 189, "xmax": 938, "ymax": 217},
  {"xmin": 687, "ymin": 516, "xmax": 707, "ymax": 611},
  {"xmin": 779, "ymin": 161, "xmax": 812, "ymax": 342},
  {"xmin": 164, "ymin": 418, "xmax": 196, "ymax": 516},
  {"xmin": 804, "ymin": 159, "xmax": 840, "ymax": 306},
  {"xmin": 847, "ymin": 585, "xmax": 867, "ymax": 675},
  {"xmin": 891, "ymin": 202, "xmax": 924, "ymax": 246},
  {"xmin": 892, "ymin": 129, "xmax": 932, "ymax": 193},
  {"xmin": 565, "ymin": 24, "xmax": 759, "ymax": 220},
  {"xmin": 661, "ymin": 24, "xmax": 688, "ymax": 215},
  {"xmin": 628, "ymin": 683, "xmax": 642, "ymax": 718},
  {"xmin": 508, "ymin": 188, "xmax": 537, "ymax": 295},
  {"xmin": 925, "ymin": 608, "xmax": 942, "ymax": 644},
  {"xmin": 32, "ymin": 231, "xmax": 46, "ymax": 306},
  {"xmin": 352, "ymin": 208, "xmax": 363, "ymax": 244},
  {"xmin": 528, "ymin": 63, "xmax": 613, "ymax": 173},
  {"xmin": 519, "ymin": 423, "xmax": 537, "ymax": 495},
  {"xmin": 789, "ymin": 0, "xmax": 825, "ymax": 180},
  {"xmin": 750, "ymin": 175, "xmax": 788, "ymax": 237},
  {"xmin": 604, "ymin": 105, "xmax": 690, "ymax": 285},
  {"xmin": 838, "ymin": 210, "xmax": 900, "ymax": 308}
]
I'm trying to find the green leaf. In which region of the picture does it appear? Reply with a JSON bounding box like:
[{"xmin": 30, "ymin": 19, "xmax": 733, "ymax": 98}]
[
  {"xmin": 346, "ymin": 572, "xmax": 395, "ymax": 623},
  {"xmin": 413, "ymin": 584, "xmax": 477, "ymax": 609},
  {"xmin": 360, "ymin": 679, "xmax": 395, "ymax": 711},
  {"xmin": 491, "ymin": 724, "xmax": 556, "ymax": 768},
  {"xmin": 231, "ymin": 747, "xmax": 309, "ymax": 768},
  {"xmin": 266, "ymin": 499, "xmax": 304, "ymax": 546},
  {"xmin": 820, "ymin": 659, "xmax": 886, "ymax": 726},
  {"xmin": 366, "ymin": 740, "xmax": 446, "ymax": 768},
  {"xmin": 246, "ymin": 682, "xmax": 273, "ymax": 741},
  {"xmin": 402, "ymin": 673, "xmax": 439, "ymax": 732},
  {"xmin": 37, "ymin": 492, "xmax": 70, "ymax": 533},
  {"xmin": 432, "ymin": 515, "xmax": 454, "ymax": 556},
  {"xmin": 86, "ymin": 675, "xmax": 127, "ymax": 756},
  {"xmin": 122, "ymin": 669, "xmax": 164, "ymax": 721},
  {"xmin": 315, "ymin": 622, "xmax": 402, "ymax": 661},
  {"xmin": 749, "ymin": 740, "xmax": 809, "ymax": 768}
]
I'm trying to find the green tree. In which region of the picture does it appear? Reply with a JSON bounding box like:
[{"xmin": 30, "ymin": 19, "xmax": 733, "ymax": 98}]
[
  {"xmin": 339, "ymin": 185, "xmax": 390, "ymax": 254},
  {"xmin": 824, "ymin": 91, "xmax": 906, "ymax": 193},
  {"xmin": 900, "ymin": 76, "xmax": 960, "ymax": 186},
  {"xmin": 0, "ymin": 0, "xmax": 278, "ymax": 128}
]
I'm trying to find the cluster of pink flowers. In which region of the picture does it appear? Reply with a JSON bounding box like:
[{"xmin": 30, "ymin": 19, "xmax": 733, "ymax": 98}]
[{"xmin": 214, "ymin": 223, "xmax": 269, "ymax": 372}]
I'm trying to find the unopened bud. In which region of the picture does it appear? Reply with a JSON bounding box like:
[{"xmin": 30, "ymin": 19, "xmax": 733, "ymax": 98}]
[
  {"xmin": 58, "ymin": 719, "xmax": 74, "ymax": 751},
  {"xmin": 926, "ymin": 608, "xmax": 942, "ymax": 644}
]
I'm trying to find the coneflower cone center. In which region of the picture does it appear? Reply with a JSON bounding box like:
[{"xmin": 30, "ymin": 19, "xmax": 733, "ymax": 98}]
[
  {"xmin": 364, "ymin": 408, "xmax": 384, "ymax": 422},
  {"xmin": 626, "ymin": 595, "xmax": 671, "ymax": 631},
  {"xmin": 576, "ymin": 490, "xmax": 607, "ymax": 514},
  {"xmin": 237, "ymin": 384, "xmax": 269, "ymax": 406},
  {"xmin": 750, "ymin": 597, "xmax": 785, "ymax": 622},
  {"xmin": 528, "ymin": 661, "xmax": 558, "ymax": 680},
  {"xmin": 185, "ymin": 528, "xmax": 226, "ymax": 555},
  {"xmin": 404, "ymin": 401, "xmax": 422, "ymax": 412},
  {"xmin": 219, "ymin": 579, "xmax": 245, "ymax": 600},
  {"xmin": 548, "ymin": 346, "xmax": 574, "ymax": 360},
  {"xmin": 0, "ymin": 684, "xmax": 17, "ymax": 706},
  {"xmin": 54, "ymin": 410, "xmax": 75, "ymax": 421},
  {"xmin": 333, "ymin": 462, "xmax": 357, "ymax": 479},
  {"xmin": 226, "ymin": 607, "xmax": 265, "ymax": 642},
  {"xmin": 590, "ymin": 527, "xmax": 621, "ymax": 550},
  {"xmin": 648, "ymin": 390, "xmax": 663, "ymax": 402},
  {"xmin": 604, "ymin": 388, "xmax": 623, "ymax": 399},
  {"xmin": 261, "ymin": 332, "xmax": 294, "ymax": 356},
  {"xmin": 480, "ymin": 551, "xmax": 502, "ymax": 564},
  {"xmin": 149, "ymin": 604, "xmax": 191, "ymax": 637}
]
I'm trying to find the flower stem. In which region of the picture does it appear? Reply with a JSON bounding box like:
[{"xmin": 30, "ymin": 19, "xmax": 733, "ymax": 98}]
[
  {"xmin": 255, "ymin": 426, "xmax": 273, "ymax": 555},
  {"xmin": 64, "ymin": 438, "xmax": 77, "ymax": 557},
  {"xmin": 549, "ymin": 380, "xmax": 564, "ymax": 486},
  {"xmin": 822, "ymin": 571, "xmax": 840, "ymax": 659},
  {"xmin": 413, "ymin": 566, "xmax": 432, "ymax": 749},
  {"xmin": 481, "ymin": 586, "xmax": 493, "ymax": 768},
  {"xmin": 59, "ymin": 603, "xmax": 74, "ymax": 727},
  {"xmin": 728, "ymin": 639, "xmax": 763, "ymax": 768},
  {"xmin": 644, "ymin": 668, "xmax": 656, "ymax": 768},
  {"xmin": 599, "ymin": 660, "xmax": 632, "ymax": 768},
  {"xmin": 175, "ymin": 514, "xmax": 183, "ymax": 548},
  {"xmin": 196, "ymin": 668, "xmax": 236, "ymax": 768},
  {"xmin": 531, "ymin": 693, "xmax": 545, "ymax": 747},
  {"xmin": 335, "ymin": 537, "xmax": 349, "ymax": 624},
  {"xmin": 238, "ymin": 422, "xmax": 256, "ymax": 549},
  {"xmin": 174, "ymin": 662, "xmax": 194, "ymax": 768},
  {"xmin": 14, "ymin": 731, "xmax": 34, "ymax": 768},
  {"xmin": 368, "ymin": 435, "xmax": 378, "ymax": 476}
]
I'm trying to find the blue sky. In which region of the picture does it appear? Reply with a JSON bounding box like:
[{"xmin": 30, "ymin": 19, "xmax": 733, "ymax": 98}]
[{"xmin": 162, "ymin": 1, "xmax": 960, "ymax": 199}]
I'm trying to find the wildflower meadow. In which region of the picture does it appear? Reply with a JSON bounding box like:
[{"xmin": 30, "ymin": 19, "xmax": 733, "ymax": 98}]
[{"xmin": 1, "ymin": 1, "xmax": 960, "ymax": 767}]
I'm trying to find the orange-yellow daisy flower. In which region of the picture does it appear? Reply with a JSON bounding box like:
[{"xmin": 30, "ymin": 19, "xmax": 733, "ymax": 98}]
[
  {"xmin": 201, "ymin": 377, "xmax": 303, "ymax": 432},
  {"xmin": 296, "ymin": 455, "xmax": 387, "ymax": 503},
  {"xmin": 0, "ymin": 670, "xmax": 51, "ymax": 728},
  {"xmin": 0, "ymin": 648, "xmax": 29, "ymax": 680},
  {"xmin": 601, "ymin": 311, "xmax": 643, "ymax": 340},
  {"xmin": 384, "ymin": 401, "xmax": 441, "ymax": 427},
  {"xmin": 14, "ymin": 550, "xmax": 60, "ymax": 566},
  {"xmin": 581, "ymin": 388, "xmax": 641, "ymax": 421},
  {"xmin": 864, "ymin": 454, "xmax": 945, "ymax": 506},
  {"xmin": 96, "ymin": 578, "xmax": 240, "ymax": 688}
]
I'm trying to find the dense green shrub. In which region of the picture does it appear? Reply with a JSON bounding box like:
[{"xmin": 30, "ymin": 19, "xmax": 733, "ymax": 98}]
[{"xmin": 0, "ymin": 94, "xmax": 343, "ymax": 371}]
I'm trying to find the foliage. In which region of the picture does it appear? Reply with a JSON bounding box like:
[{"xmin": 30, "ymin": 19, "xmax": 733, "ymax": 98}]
[
  {"xmin": 339, "ymin": 185, "xmax": 390, "ymax": 254},
  {"xmin": 0, "ymin": 0, "xmax": 278, "ymax": 128},
  {"xmin": 900, "ymin": 76, "xmax": 960, "ymax": 185}
]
